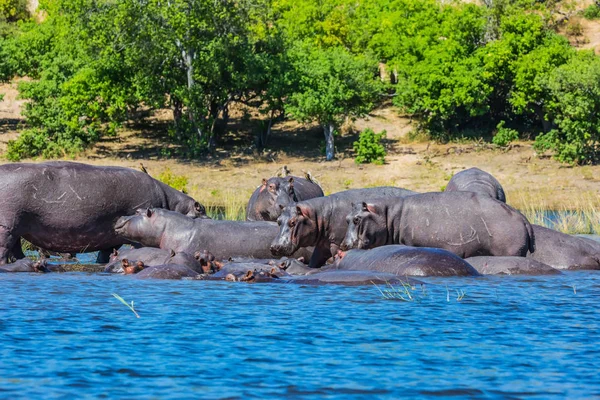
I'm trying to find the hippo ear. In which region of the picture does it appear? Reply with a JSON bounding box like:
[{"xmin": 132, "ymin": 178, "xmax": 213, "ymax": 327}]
[
  {"xmin": 169, "ymin": 249, "xmax": 176, "ymax": 257},
  {"xmin": 194, "ymin": 251, "xmax": 201, "ymax": 260},
  {"xmin": 145, "ymin": 208, "xmax": 153, "ymax": 218},
  {"xmin": 112, "ymin": 249, "xmax": 118, "ymax": 257},
  {"xmin": 297, "ymin": 257, "xmax": 305, "ymax": 263},
  {"xmin": 259, "ymin": 178, "xmax": 267, "ymax": 192},
  {"xmin": 288, "ymin": 176, "xmax": 294, "ymax": 184},
  {"xmin": 362, "ymin": 202, "xmax": 377, "ymax": 214},
  {"xmin": 296, "ymin": 205, "xmax": 311, "ymax": 218}
]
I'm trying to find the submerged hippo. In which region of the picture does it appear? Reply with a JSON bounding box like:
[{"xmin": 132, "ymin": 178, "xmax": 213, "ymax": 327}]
[
  {"xmin": 286, "ymin": 270, "xmax": 421, "ymax": 286},
  {"xmin": 527, "ymin": 225, "xmax": 600, "ymax": 270},
  {"xmin": 133, "ymin": 264, "xmax": 200, "ymax": 280},
  {"xmin": 104, "ymin": 247, "xmax": 202, "ymax": 273},
  {"xmin": 115, "ymin": 208, "xmax": 313, "ymax": 261},
  {"xmin": 0, "ymin": 162, "xmax": 207, "ymax": 265},
  {"xmin": 246, "ymin": 176, "xmax": 324, "ymax": 221},
  {"xmin": 0, "ymin": 258, "xmax": 49, "ymax": 273},
  {"xmin": 342, "ymin": 192, "xmax": 535, "ymax": 258},
  {"xmin": 333, "ymin": 245, "xmax": 479, "ymax": 277},
  {"xmin": 270, "ymin": 187, "xmax": 416, "ymax": 268},
  {"xmin": 465, "ymin": 256, "xmax": 561, "ymax": 275},
  {"xmin": 445, "ymin": 167, "xmax": 506, "ymax": 202}
]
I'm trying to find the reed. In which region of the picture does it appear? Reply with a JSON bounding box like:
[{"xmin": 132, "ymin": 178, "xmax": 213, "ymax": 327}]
[
  {"xmin": 203, "ymin": 189, "xmax": 248, "ymax": 221},
  {"xmin": 112, "ymin": 293, "xmax": 140, "ymax": 318}
]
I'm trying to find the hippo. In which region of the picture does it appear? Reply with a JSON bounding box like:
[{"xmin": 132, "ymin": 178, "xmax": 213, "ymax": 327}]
[
  {"xmin": 0, "ymin": 162, "xmax": 207, "ymax": 265},
  {"xmin": 0, "ymin": 258, "xmax": 49, "ymax": 273},
  {"xmin": 465, "ymin": 256, "xmax": 561, "ymax": 275},
  {"xmin": 104, "ymin": 247, "xmax": 202, "ymax": 274},
  {"xmin": 526, "ymin": 225, "xmax": 600, "ymax": 270},
  {"xmin": 341, "ymin": 192, "xmax": 535, "ymax": 258},
  {"xmin": 333, "ymin": 245, "xmax": 479, "ymax": 277},
  {"xmin": 218, "ymin": 267, "xmax": 287, "ymax": 283},
  {"xmin": 115, "ymin": 208, "xmax": 313, "ymax": 261},
  {"xmin": 270, "ymin": 187, "xmax": 416, "ymax": 268},
  {"xmin": 286, "ymin": 270, "xmax": 421, "ymax": 286},
  {"xmin": 122, "ymin": 260, "xmax": 146, "ymax": 275},
  {"xmin": 246, "ymin": 176, "xmax": 324, "ymax": 221},
  {"xmin": 133, "ymin": 264, "xmax": 200, "ymax": 280},
  {"xmin": 445, "ymin": 167, "xmax": 506, "ymax": 202},
  {"xmin": 208, "ymin": 262, "xmax": 285, "ymax": 280}
]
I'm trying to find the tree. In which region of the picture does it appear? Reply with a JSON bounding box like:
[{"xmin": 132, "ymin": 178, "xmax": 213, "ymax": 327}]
[{"xmin": 285, "ymin": 43, "xmax": 381, "ymax": 160}]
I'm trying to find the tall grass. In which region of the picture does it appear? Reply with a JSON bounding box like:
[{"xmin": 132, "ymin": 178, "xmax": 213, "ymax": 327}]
[
  {"xmin": 512, "ymin": 190, "xmax": 600, "ymax": 234},
  {"xmin": 203, "ymin": 189, "xmax": 247, "ymax": 221}
]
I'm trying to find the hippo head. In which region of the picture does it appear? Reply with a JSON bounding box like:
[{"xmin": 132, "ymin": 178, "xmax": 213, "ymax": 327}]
[
  {"xmin": 270, "ymin": 204, "xmax": 315, "ymax": 256},
  {"xmin": 122, "ymin": 259, "xmax": 145, "ymax": 275},
  {"xmin": 33, "ymin": 260, "xmax": 50, "ymax": 273},
  {"xmin": 194, "ymin": 250, "xmax": 219, "ymax": 274},
  {"xmin": 274, "ymin": 177, "xmax": 298, "ymax": 216},
  {"xmin": 341, "ymin": 202, "xmax": 387, "ymax": 250},
  {"xmin": 114, "ymin": 208, "xmax": 168, "ymax": 247},
  {"xmin": 173, "ymin": 198, "xmax": 209, "ymax": 219}
]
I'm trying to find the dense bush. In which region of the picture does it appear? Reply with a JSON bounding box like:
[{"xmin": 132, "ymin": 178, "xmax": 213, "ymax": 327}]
[
  {"xmin": 0, "ymin": 0, "xmax": 28, "ymax": 22},
  {"xmin": 353, "ymin": 128, "xmax": 386, "ymax": 165},
  {"xmin": 583, "ymin": 4, "xmax": 600, "ymax": 19}
]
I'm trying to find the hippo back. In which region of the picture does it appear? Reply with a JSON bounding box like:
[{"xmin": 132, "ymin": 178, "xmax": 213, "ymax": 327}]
[
  {"xmin": 466, "ymin": 256, "xmax": 561, "ymax": 275},
  {"xmin": 445, "ymin": 167, "xmax": 506, "ymax": 202},
  {"xmin": 134, "ymin": 264, "xmax": 200, "ymax": 280}
]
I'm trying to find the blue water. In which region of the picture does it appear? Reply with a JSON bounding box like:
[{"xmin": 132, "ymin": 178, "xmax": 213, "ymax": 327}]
[{"xmin": 1, "ymin": 271, "xmax": 600, "ymax": 399}]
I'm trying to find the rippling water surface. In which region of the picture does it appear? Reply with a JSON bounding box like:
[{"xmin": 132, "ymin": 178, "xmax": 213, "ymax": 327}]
[{"xmin": 1, "ymin": 269, "xmax": 600, "ymax": 399}]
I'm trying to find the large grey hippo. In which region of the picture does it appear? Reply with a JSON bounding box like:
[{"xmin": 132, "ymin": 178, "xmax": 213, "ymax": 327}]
[
  {"xmin": 246, "ymin": 176, "xmax": 324, "ymax": 221},
  {"xmin": 465, "ymin": 256, "xmax": 561, "ymax": 275},
  {"xmin": 445, "ymin": 167, "xmax": 506, "ymax": 202},
  {"xmin": 133, "ymin": 264, "xmax": 200, "ymax": 280},
  {"xmin": 526, "ymin": 225, "xmax": 600, "ymax": 270},
  {"xmin": 0, "ymin": 162, "xmax": 207, "ymax": 264},
  {"xmin": 341, "ymin": 192, "xmax": 535, "ymax": 258},
  {"xmin": 115, "ymin": 208, "xmax": 313, "ymax": 261},
  {"xmin": 333, "ymin": 245, "xmax": 479, "ymax": 277},
  {"xmin": 286, "ymin": 271, "xmax": 421, "ymax": 286},
  {"xmin": 270, "ymin": 187, "xmax": 416, "ymax": 268}
]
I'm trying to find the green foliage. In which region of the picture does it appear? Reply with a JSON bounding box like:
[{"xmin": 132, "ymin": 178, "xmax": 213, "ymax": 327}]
[
  {"xmin": 534, "ymin": 52, "xmax": 600, "ymax": 164},
  {"xmin": 0, "ymin": 0, "xmax": 28, "ymax": 22},
  {"xmin": 157, "ymin": 168, "xmax": 189, "ymax": 192},
  {"xmin": 583, "ymin": 4, "xmax": 600, "ymax": 20},
  {"xmin": 492, "ymin": 121, "xmax": 519, "ymax": 147},
  {"xmin": 353, "ymin": 128, "xmax": 386, "ymax": 165}
]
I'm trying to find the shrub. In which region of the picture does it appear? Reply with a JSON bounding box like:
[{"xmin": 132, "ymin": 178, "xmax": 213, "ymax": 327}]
[
  {"xmin": 0, "ymin": 0, "xmax": 28, "ymax": 22},
  {"xmin": 157, "ymin": 168, "xmax": 189, "ymax": 193},
  {"xmin": 583, "ymin": 5, "xmax": 600, "ymax": 20},
  {"xmin": 565, "ymin": 20, "xmax": 584, "ymax": 37},
  {"xmin": 353, "ymin": 128, "xmax": 386, "ymax": 165},
  {"xmin": 493, "ymin": 121, "xmax": 519, "ymax": 147}
]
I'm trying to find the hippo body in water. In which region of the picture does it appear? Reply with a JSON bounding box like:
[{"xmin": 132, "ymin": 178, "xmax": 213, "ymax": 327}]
[
  {"xmin": 466, "ymin": 256, "xmax": 561, "ymax": 275},
  {"xmin": 333, "ymin": 245, "xmax": 479, "ymax": 277},
  {"xmin": 0, "ymin": 162, "xmax": 207, "ymax": 265},
  {"xmin": 286, "ymin": 270, "xmax": 421, "ymax": 286},
  {"xmin": 270, "ymin": 187, "xmax": 416, "ymax": 268},
  {"xmin": 104, "ymin": 247, "xmax": 202, "ymax": 273},
  {"xmin": 0, "ymin": 258, "xmax": 49, "ymax": 273},
  {"xmin": 527, "ymin": 225, "xmax": 600, "ymax": 270},
  {"xmin": 445, "ymin": 167, "xmax": 506, "ymax": 202},
  {"xmin": 342, "ymin": 192, "xmax": 535, "ymax": 258},
  {"xmin": 115, "ymin": 208, "xmax": 313, "ymax": 261},
  {"xmin": 133, "ymin": 264, "xmax": 200, "ymax": 280},
  {"xmin": 246, "ymin": 176, "xmax": 324, "ymax": 221}
]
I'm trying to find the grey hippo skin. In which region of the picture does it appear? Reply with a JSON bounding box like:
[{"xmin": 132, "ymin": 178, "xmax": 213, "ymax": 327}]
[
  {"xmin": 133, "ymin": 264, "xmax": 200, "ymax": 280},
  {"xmin": 115, "ymin": 208, "xmax": 313, "ymax": 261},
  {"xmin": 333, "ymin": 245, "xmax": 479, "ymax": 277},
  {"xmin": 342, "ymin": 191, "xmax": 535, "ymax": 258},
  {"xmin": 0, "ymin": 162, "xmax": 207, "ymax": 265},
  {"xmin": 466, "ymin": 256, "xmax": 560, "ymax": 275},
  {"xmin": 246, "ymin": 176, "xmax": 324, "ymax": 221},
  {"xmin": 0, "ymin": 258, "xmax": 49, "ymax": 273},
  {"xmin": 104, "ymin": 247, "xmax": 202, "ymax": 273},
  {"xmin": 526, "ymin": 225, "xmax": 600, "ymax": 270},
  {"xmin": 270, "ymin": 187, "xmax": 416, "ymax": 268},
  {"xmin": 286, "ymin": 270, "xmax": 422, "ymax": 286},
  {"xmin": 445, "ymin": 167, "xmax": 506, "ymax": 202}
]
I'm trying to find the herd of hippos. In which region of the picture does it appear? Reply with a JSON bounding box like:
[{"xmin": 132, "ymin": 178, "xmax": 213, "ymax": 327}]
[{"xmin": 0, "ymin": 161, "xmax": 599, "ymax": 284}]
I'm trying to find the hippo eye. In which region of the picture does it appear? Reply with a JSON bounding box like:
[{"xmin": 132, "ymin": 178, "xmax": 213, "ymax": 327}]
[
  {"xmin": 353, "ymin": 217, "xmax": 360, "ymax": 224},
  {"xmin": 289, "ymin": 219, "xmax": 296, "ymax": 228}
]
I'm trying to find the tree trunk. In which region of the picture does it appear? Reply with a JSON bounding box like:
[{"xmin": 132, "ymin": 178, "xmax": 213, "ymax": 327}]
[
  {"xmin": 533, "ymin": 103, "xmax": 552, "ymax": 133},
  {"xmin": 323, "ymin": 122, "xmax": 335, "ymax": 161},
  {"xmin": 258, "ymin": 109, "xmax": 274, "ymax": 149}
]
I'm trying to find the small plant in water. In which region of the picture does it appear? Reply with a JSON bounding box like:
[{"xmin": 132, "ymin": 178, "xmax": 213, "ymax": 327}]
[
  {"xmin": 456, "ymin": 289, "xmax": 466, "ymax": 301},
  {"xmin": 112, "ymin": 293, "xmax": 140, "ymax": 318},
  {"xmin": 373, "ymin": 281, "xmax": 417, "ymax": 302}
]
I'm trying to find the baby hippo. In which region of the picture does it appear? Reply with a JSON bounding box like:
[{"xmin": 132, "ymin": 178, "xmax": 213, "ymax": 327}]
[
  {"xmin": 104, "ymin": 247, "xmax": 202, "ymax": 274},
  {"xmin": 333, "ymin": 245, "xmax": 479, "ymax": 277},
  {"xmin": 0, "ymin": 259, "xmax": 50, "ymax": 273}
]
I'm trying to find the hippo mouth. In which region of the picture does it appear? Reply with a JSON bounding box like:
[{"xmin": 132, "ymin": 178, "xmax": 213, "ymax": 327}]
[{"xmin": 114, "ymin": 216, "xmax": 134, "ymax": 233}]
